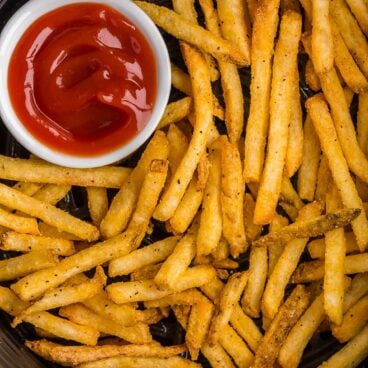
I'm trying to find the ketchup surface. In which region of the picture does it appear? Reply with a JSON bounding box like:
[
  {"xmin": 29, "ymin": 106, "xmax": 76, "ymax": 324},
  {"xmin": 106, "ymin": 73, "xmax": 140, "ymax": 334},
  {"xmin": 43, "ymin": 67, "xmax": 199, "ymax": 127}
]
[{"xmin": 8, "ymin": 3, "xmax": 157, "ymax": 156}]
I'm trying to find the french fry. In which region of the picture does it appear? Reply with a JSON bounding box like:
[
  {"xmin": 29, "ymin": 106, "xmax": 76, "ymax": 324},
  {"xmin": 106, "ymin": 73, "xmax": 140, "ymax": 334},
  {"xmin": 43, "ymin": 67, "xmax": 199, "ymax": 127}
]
[
  {"xmin": 167, "ymin": 124, "xmax": 189, "ymax": 176},
  {"xmin": 358, "ymin": 92, "xmax": 368, "ymax": 157},
  {"xmin": 254, "ymin": 11, "xmax": 302, "ymax": 224},
  {"xmin": 342, "ymin": 273, "xmax": 368, "ymax": 312},
  {"xmin": 38, "ymin": 222, "xmax": 81, "ymax": 241},
  {"xmin": 330, "ymin": 0, "xmax": 368, "ymax": 78},
  {"xmin": 130, "ymin": 264, "xmax": 161, "ymax": 281},
  {"xmin": 157, "ymin": 98, "xmax": 192, "ymax": 129},
  {"xmin": 197, "ymin": 144, "xmax": 222, "ymax": 257},
  {"xmin": 220, "ymin": 139, "xmax": 246, "ymax": 257},
  {"xmin": 154, "ymin": 233, "xmax": 196, "ymax": 289},
  {"xmin": 26, "ymin": 339, "xmax": 186, "ymax": 366},
  {"xmin": 201, "ymin": 343, "xmax": 235, "ymax": 368},
  {"xmin": 154, "ymin": 45, "xmax": 213, "ymax": 221},
  {"xmin": 281, "ymin": 176, "xmax": 304, "ymax": 210},
  {"xmin": 242, "ymin": 246, "xmax": 268, "ymax": 318},
  {"xmin": 243, "ymin": 193, "xmax": 263, "ymax": 242},
  {"xmin": 311, "ymin": 0, "xmax": 333, "ymax": 74},
  {"xmin": 297, "ymin": 115, "xmax": 321, "ymax": 201},
  {"xmin": 0, "ymin": 155, "xmax": 131, "ymax": 188},
  {"xmin": 331, "ymin": 19, "xmax": 368, "ymax": 93},
  {"xmin": 108, "ymin": 237, "xmax": 179, "ymax": 277},
  {"xmin": 101, "ymin": 131, "xmax": 169, "ymax": 238},
  {"xmin": 253, "ymin": 207, "xmax": 360, "ymax": 248},
  {"xmin": 13, "ymin": 182, "xmax": 42, "ymax": 196},
  {"xmin": 144, "ymin": 289, "xmax": 208, "ymax": 308},
  {"xmin": 32, "ymin": 184, "xmax": 70, "ymax": 205},
  {"xmin": 208, "ymin": 272, "xmax": 248, "ymax": 343},
  {"xmin": 246, "ymin": 0, "xmax": 257, "ymax": 23},
  {"xmin": 252, "ymin": 285, "xmax": 310, "ymax": 368},
  {"xmin": 345, "ymin": 0, "xmax": 368, "ymax": 36},
  {"xmin": 315, "ymin": 155, "xmax": 329, "ymax": 202},
  {"xmin": 134, "ymin": 1, "xmax": 248, "ymax": 66},
  {"xmin": 307, "ymin": 232, "xmax": 359, "ymax": 259},
  {"xmin": 291, "ymin": 253, "xmax": 368, "ymax": 283},
  {"xmin": 212, "ymin": 237, "xmax": 230, "ymax": 261},
  {"xmin": 0, "ymin": 250, "xmax": 58, "ymax": 282},
  {"xmin": 172, "ymin": 305, "xmax": 191, "ymax": 330},
  {"xmin": 324, "ymin": 181, "xmax": 346, "ymax": 325},
  {"xmin": 24, "ymin": 311, "xmax": 99, "ymax": 346},
  {"xmin": 262, "ymin": 201, "xmax": 322, "ymax": 319},
  {"xmin": 305, "ymin": 59, "xmax": 321, "ymax": 91},
  {"xmin": 59, "ymin": 304, "xmax": 152, "ymax": 344},
  {"xmin": 1, "ymin": 232, "xmax": 75, "ymax": 256},
  {"xmin": 332, "ymin": 294, "xmax": 368, "ymax": 342},
  {"xmin": 306, "ymin": 93, "xmax": 368, "ymax": 250},
  {"xmin": 86, "ymin": 187, "xmax": 108, "ymax": 227},
  {"xmin": 243, "ymin": 0, "xmax": 281, "ymax": 183},
  {"xmin": 0, "ymin": 207, "xmax": 39, "ymax": 235},
  {"xmin": 0, "ymin": 286, "xmax": 29, "ymax": 316},
  {"xmin": 318, "ymin": 323, "xmax": 368, "ymax": 368}
]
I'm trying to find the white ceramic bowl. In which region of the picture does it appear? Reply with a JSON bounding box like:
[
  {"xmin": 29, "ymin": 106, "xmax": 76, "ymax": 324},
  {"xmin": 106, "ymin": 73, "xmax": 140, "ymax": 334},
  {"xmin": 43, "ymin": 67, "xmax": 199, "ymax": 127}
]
[{"xmin": 0, "ymin": 0, "xmax": 171, "ymax": 168}]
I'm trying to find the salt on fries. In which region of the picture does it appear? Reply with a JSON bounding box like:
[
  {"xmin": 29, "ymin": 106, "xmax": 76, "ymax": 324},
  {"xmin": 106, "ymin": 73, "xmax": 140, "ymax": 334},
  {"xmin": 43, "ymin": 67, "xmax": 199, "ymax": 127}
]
[{"xmin": 0, "ymin": 1, "xmax": 366, "ymax": 368}]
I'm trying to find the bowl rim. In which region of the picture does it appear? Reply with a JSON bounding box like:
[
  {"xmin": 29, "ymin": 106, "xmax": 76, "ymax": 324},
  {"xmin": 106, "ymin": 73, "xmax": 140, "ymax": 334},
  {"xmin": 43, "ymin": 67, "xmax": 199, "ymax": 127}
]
[{"xmin": 0, "ymin": 0, "xmax": 171, "ymax": 168}]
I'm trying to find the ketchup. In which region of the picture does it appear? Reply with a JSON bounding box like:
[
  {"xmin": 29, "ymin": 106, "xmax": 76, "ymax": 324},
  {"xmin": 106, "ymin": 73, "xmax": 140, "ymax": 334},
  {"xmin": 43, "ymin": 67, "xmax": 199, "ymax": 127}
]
[{"xmin": 8, "ymin": 3, "xmax": 157, "ymax": 156}]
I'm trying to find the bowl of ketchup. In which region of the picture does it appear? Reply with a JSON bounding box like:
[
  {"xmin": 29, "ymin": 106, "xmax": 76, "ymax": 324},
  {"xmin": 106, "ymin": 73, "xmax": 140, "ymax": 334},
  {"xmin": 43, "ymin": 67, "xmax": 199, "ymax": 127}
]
[{"xmin": 0, "ymin": 0, "xmax": 171, "ymax": 168}]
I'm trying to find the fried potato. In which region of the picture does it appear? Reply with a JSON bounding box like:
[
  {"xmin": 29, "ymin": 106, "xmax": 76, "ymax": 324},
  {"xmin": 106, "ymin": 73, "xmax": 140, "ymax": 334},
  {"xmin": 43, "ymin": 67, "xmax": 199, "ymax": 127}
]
[
  {"xmin": 144, "ymin": 289, "xmax": 208, "ymax": 308},
  {"xmin": 201, "ymin": 343, "xmax": 235, "ymax": 368},
  {"xmin": 0, "ymin": 207, "xmax": 39, "ymax": 235},
  {"xmin": 305, "ymin": 59, "xmax": 321, "ymax": 91},
  {"xmin": 315, "ymin": 155, "xmax": 329, "ymax": 202},
  {"xmin": 358, "ymin": 92, "xmax": 368, "ymax": 157},
  {"xmin": 345, "ymin": 0, "xmax": 368, "ymax": 36},
  {"xmin": 157, "ymin": 98, "xmax": 192, "ymax": 129},
  {"xmin": 0, "ymin": 286, "xmax": 28, "ymax": 316},
  {"xmin": 342, "ymin": 273, "xmax": 368, "ymax": 313},
  {"xmin": 86, "ymin": 187, "xmax": 108, "ymax": 227},
  {"xmin": 243, "ymin": 193, "xmax": 263, "ymax": 242}
]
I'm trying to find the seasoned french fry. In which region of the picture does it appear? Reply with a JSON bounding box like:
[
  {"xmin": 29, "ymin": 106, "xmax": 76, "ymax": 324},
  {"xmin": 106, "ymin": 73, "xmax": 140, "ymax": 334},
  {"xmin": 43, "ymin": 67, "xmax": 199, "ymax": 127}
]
[
  {"xmin": 315, "ymin": 155, "xmax": 329, "ymax": 202},
  {"xmin": 243, "ymin": 0, "xmax": 281, "ymax": 183},
  {"xmin": 345, "ymin": 0, "xmax": 368, "ymax": 36},
  {"xmin": 154, "ymin": 45, "xmax": 213, "ymax": 221},
  {"xmin": 297, "ymin": 115, "xmax": 321, "ymax": 201},
  {"xmin": 31, "ymin": 184, "xmax": 70, "ymax": 206},
  {"xmin": 86, "ymin": 187, "xmax": 108, "ymax": 227},
  {"xmin": 0, "ymin": 207, "xmax": 39, "ymax": 235},
  {"xmin": 134, "ymin": 1, "xmax": 248, "ymax": 66},
  {"xmin": 306, "ymin": 93, "xmax": 368, "ymax": 250},
  {"xmin": 253, "ymin": 207, "xmax": 360, "ymax": 248},
  {"xmin": 262, "ymin": 202, "xmax": 322, "ymax": 319},
  {"xmin": 220, "ymin": 139, "xmax": 246, "ymax": 257},
  {"xmin": 38, "ymin": 222, "xmax": 81, "ymax": 241},
  {"xmin": 305, "ymin": 59, "xmax": 321, "ymax": 91},
  {"xmin": 254, "ymin": 11, "xmax": 302, "ymax": 224},
  {"xmin": 59, "ymin": 304, "xmax": 152, "ymax": 344},
  {"xmin": 332, "ymin": 294, "xmax": 368, "ymax": 342},
  {"xmin": 1, "ymin": 232, "xmax": 75, "ymax": 256},
  {"xmin": 201, "ymin": 343, "xmax": 235, "ymax": 368},
  {"xmin": 13, "ymin": 182, "xmax": 42, "ymax": 196},
  {"xmin": 252, "ymin": 285, "xmax": 310, "ymax": 368},
  {"xmin": 281, "ymin": 176, "xmax": 304, "ymax": 210},
  {"xmin": 358, "ymin": 92, "xmax": 368, "ymax": 157},
  {"xmin": 172, "ymin": 305, "xmax": 191, "ymax": 330},
  {"xmin": 311, "ymin": 0, "xmax": 333, "ymax": 74},
  {"xmin": 109, "ymin": 237, "xmax": 178, "ymax": 277},
  {"xmin": 101, "ymin": 131, "xmax": 169, "ymax": 238},
  {"xmin": 144, "ymin": 289, "xmax": 208, "ymax": 308},
  {"xmin": 26, "ymin": 339, "xmax": 186, "ymax": 366},
  {"xmin": 0, "ymin": 286, "xmax": 29, "ymax": 316},
  {"xmin": 343, "ymin": 273, "xmax": 368, "ymax": 312},
  {"xmin": 291, "ymin": 253, "xmax": 368, "ymax": 283},
  {"xmin": 167, "ymin": 124, "xmax": 189, "ymax": 176},
  {"xmin": 243, "ymin": 193, "xmax": 263, "ymax": 242},
  {"xmin": 318, "ymin": 323, "xmax": 368, "ymax": 368},
  {"xmin": 0, "ymin": 155, "xmax": 131, "ymax": 187},
  {"xmin": 157, "ymin": 98, "xmax": 192, "ymax": 129}
]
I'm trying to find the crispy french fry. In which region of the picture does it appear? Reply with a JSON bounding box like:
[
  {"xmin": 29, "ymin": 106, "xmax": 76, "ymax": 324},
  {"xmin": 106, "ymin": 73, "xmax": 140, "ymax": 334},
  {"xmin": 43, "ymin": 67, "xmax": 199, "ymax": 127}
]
[
  {"xmin": 59, "ymin": 304, "xmax": 152, "ymax": 344},
  {"xmin": 281, "ymin": 176, "xmax": 304, "ymax": 210},
  {"xmin": 154, "ymin": 45, "xmax": 213, "ymax": 221},
  {"xmin": 254, "ymin": 11, "xmax": 302, "ymax": 224},
  {"xmin": 0, "ymin": 286, "xmax": 29, "ymax": 316},
  {"xmin": 167, "ymin": 124, "xmax": 189, "ymax": 176},
  {"xmin": 345, "ymin": 0, "xmax": 368, "ymax": 36},
  {"xmin": 297, "ymin": 115, "xmax": 321, "ymax": 201},
  {"xmin": 358, "ymin": 92, "xmax": 368, "ymax": 157},
  {"xmin": 13, "ymin": 182, "xmax": 42, "ymax": 196},
  {"xmin": 252, "ymin": 285, "xmax": 310, "ymax": 368},
  {"xmin": 144, "ymin": 289, "xmax": 208, "ymax": 308},
  {"xmin": 134, "ymin": 1, "xmax": 248, "ymax": 66},
  {"xmin": 262, "ymin": 202, "xmax": 321, "ymax": 319},
  {"xmin": 26, "ymin": 339, "xmax": 186, "ymax": 366},
  {"xmin": 343, "ymin": 273, "xmax": 368, "ymax": 312},
  {"xmin": 157, "ymin": 98, "xmax": 192, "ymax": 129},
  {"xmin": 305, "ymin": 59, "xmax": 321, "ymax": 91},
  {"xmin": 172, "ymin": 305, "xmax": 191, "ymax": 330},
  {"xmin": 1, "ymin": 232, "xmax": 75, "ymax": 256},
  {"xmin": 220, "ymin": 139, "xmax": 246, "ymax": 257},
  {"xmin": 315, "ymin": 155, "xmax": 329, "ymax": 202},
  {"xmin": 0, "ymin": 207, "xmax": 39, "ymax": 235},
  {"xmin": 86, "ymin": 187, "xmax": 108, "ymax": 227},
  {"xmin": 0, "ymin": 155, "xmax": 130, "ymax": 188},
  {"xmin": 38, "ymin": 222, "xmax": 81, "ymax": 241},
  {"xmin": 306, "ymin": 93, "xmax": 368, "ymax": 250},
  {"xmin": 243, "ymin": 193, "xmax": 263, "ymax": 242},
  {"xmin": 243, "ymin": 0, "xmax": 281, "ymax": 183},
  {"xmin": 291, "ymin": 253, "xmax": 368, "ymax": 283},
  {"xmin": 101, "ymin": 131, "xmax": 169, "ymax": 238},
  {"xmin": 109, "ymin": 237, "xmax": 178, "ymax": 277},
  {"xmin": 201, "ymin": 343, "xmax": 235, "ymax": 368},
  {"xmin": 311, "ymin": 0, "xmax": 333, "ymax": 74},
  {"xmin": 32, "ymin": 184, "xmax": 70, "ymax": 206},
  {"xmin": 332, "ymin": 294, "xmax": 368, "ymax": 342},
  {"xmin": 318, "ymin": 323, "xmax": 368, "ymax": 368},
  {"xmin": 253, "ymin": 207, "xmax": 359, "ymax": 248}
]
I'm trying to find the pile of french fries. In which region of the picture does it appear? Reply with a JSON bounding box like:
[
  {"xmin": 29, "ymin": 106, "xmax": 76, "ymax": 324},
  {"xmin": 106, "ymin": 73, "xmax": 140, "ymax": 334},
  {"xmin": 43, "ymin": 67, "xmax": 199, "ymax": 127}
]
[{"xmin": 0, "ymin": 0, "xmax": 367, "ymax": 367}]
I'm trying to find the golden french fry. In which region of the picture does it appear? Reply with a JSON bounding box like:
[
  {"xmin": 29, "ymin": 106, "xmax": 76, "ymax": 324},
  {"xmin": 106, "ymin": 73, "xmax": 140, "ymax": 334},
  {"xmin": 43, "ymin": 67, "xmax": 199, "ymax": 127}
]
[
  {"xmin": 0, "ymin": 155, "xmax": 130, "ymax": 188},
  {"xmin": 243, "ymin": 193, "xmax": 263, "ymax": 242},
  {"xmin": 318, "ymin": 323, "xmax": 368, "ymax": 368},
  {"xmin": 130, "ymin": 264, "xmax": 161, "ymax": 281},
  {"xmin": 13, "ymin": 182, "xmax": 42, "ymax": 196},
  {"xmin": 220, "ymin": 139, "xmax": 246, "ymax": 257},
  {"xmin": 358, "ymin": 92, "xmax": 368, "ymax": 157},
  {"xmin": 253, "ymin": 207, "xmax": 359, "ymax": 248},
  {"xmin": 311, "ymin": 0, "xmax": 333, "ymax": 74},
  {"xmin": 1, "ymin": 232, "xmax": 75, "ymax": 256},
  {"xmin": 262, "ymin": 202, "xmax": 322, "ymax": 319},
  {"xmin": 26, "ymin": 339, "xmax": 186, "ymax": 366},
  {"xmin": 38, "ymin": 222, "xmax": 81, "ymax": 241},
  {"xmin": 0, "ymin": 286, "xmax": 29, "ymax": 316},
  {"xmin": 297, "ymin": 115, "xmax": 321, "ymax": 201},
  {"xmin": 291, "ymin": 253, "xmax": 368, "ymax": 283},
  {"xmin": 305, "ymin": 59, "xmax": 321, "ymax": 91},
  {"xmin": 201, "ymin": 343, "xmax": 235, "ymax": 368},
  {"xmin": 59, "ymin": 304, "xmax": 152, "ymax": 344},
  {"xmin": 109, "ymin": 237, "xmax": 179, "ymax": 277},
  {"xmin": 332, "ymin": 294, "xmax": 368, "ymax": 342},
  {"xmin": 101, "ymin": 131, "xmax": 169, "ymax": 238},
  {"xmin": 157, "ymin": 98, "xmax": 192, "ymax": 129},
  {"xmin": 32, "ymin": 184, "xmax": 70, "ymax": 206},
  {"xmin": 254, "ymin": 11, "xmax": 302, "ymax": 225},
  {"xmin": 345, "ymin": 0, "xmax": 368, "ymax": 36},
  {"xmin": 167, "ymin": 124, "xmax": 189, "ymax": 176},
  {"xmin": 154, "ymin": 45, "xmax": 213, "ymax": 221},
  {"xmin": 172, "ymin": 305, "xmax": 191, "ymax": 330},
  {"xmin": 306, "ymin": 93, "xmax": 368, "ymax": 250},
  {"xmin": 315, "ymin": 155, "xmax": 329, "ymax": 202},
  {"xmin": 243, "ymin": 0, "xmax": 281, "ymax": 183},
  {"xmin": 144, "ymin": 289, "xmax": 208, "ymax": 308},
  {"xmin": 252, "ymin": 285, "xmax": 310, "ymax": 368},
  {"xmin": 0, "ymin": 207, "xmax": 39, "ymax": 235},
  {"xmin": 343, "ymin": 273, "xmax": 368, "ymax": 312},
  {"xmin": 197, "ymin": 144, "xmax": 222, "ymax": 257},
  {"xmin": 86, "ymin": 187, "xmax": 108, "ymax": 227},
  {"xmin": 134, "ymin": 1, "xmax": 248, "ymax": 66},
  {"xmin": 281, "ymin": 176, "xmax": 304, "ymax": 210}
]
